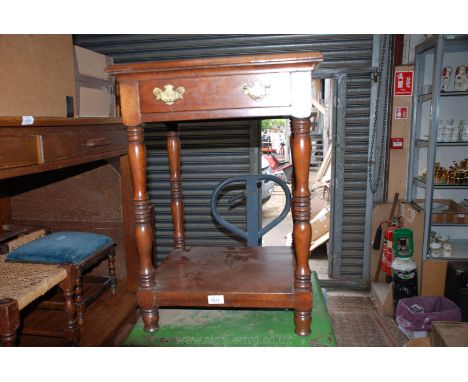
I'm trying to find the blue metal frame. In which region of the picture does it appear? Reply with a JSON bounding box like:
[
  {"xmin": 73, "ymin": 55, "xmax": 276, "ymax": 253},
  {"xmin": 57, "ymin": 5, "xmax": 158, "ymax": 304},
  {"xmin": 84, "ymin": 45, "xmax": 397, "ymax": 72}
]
[{"xmin": 210, "ymin": 175, "xmax": 291, "ymax": 247}]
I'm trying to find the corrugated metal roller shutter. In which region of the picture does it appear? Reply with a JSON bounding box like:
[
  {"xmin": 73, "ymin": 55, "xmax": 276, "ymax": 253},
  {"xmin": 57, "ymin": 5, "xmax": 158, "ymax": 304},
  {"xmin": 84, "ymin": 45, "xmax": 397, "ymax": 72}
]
[
  {"xmin": 74, "ymin": 34, "xmax": 372, "ymax": 70},
  {"xmin": 341, "ymin": 73, "xmax": 373, "ymax": 279},
  {"xmin": 145, "ymin": 121, "xmax": 255, "ymax": 264},
  {"xmin": 73, "ymin": 34, "xmax": 374, "ymax": 280}
]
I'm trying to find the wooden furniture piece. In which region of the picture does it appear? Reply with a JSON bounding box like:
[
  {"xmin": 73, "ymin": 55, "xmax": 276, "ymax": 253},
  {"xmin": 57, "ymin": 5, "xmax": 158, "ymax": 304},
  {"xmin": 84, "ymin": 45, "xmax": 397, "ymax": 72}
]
[
  {"xmin": 0, "ymin": 117, "xmax": 126, "ymax": 179},
  {"xmin": 108, "ymin": 52, "xmax": 323, "ymax": 336},
  {"xmin": 123, "ymin": 272, "xmax": 337, "ymax": 347},
  {"xmin": 6, "ymin": 231, "xmax": 117, "ymax": 326},
  {"xmin": 0, "ymin": 117, "xmax": 138, "ymax": 288},
  {"xmin": 70, "ymin": 240, "xmax": 117, "ymax": 325},
  {"xmin": 0, "ymin": 117, "xmax": 139, "ymax": 345},
  {"xmin": 0, "ymin": 225, "xmax": 49, "ymax": 256},
  {"xmin": 0, "ymin": 262, "xmax": 79, "ymax": 346}
]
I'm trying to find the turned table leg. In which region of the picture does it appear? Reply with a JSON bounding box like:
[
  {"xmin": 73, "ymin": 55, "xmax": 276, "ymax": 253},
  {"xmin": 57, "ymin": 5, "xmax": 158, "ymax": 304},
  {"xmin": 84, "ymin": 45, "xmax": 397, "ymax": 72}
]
[
  {"xmin": 291, "ymin": 117, "xmax": 313, "ymax": 336},
  {"xmin": 0, "ymin": 298, "xmax": 20, "ymax": 346},
  {"xmin": 167, "ymin": 123, "xmax": 186, "ymax": 250},
  {"xmin": 128, "ymin": 125, "xmax": 159, "ymax": 332}
]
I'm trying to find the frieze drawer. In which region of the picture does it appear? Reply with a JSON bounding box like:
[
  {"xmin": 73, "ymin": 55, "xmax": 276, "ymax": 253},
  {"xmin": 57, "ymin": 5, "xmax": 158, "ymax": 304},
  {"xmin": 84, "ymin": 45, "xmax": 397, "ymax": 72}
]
[
  {"xmin": 138, "ymin": 72, "xmax": 292, "ymax": 115},
  {"xmin": 42, "ymin": 127, "xmax": 127, "ymax": 162},
  {"xmin": 0, "ymin": 135, "xmax": 40, "ymax": 170}
]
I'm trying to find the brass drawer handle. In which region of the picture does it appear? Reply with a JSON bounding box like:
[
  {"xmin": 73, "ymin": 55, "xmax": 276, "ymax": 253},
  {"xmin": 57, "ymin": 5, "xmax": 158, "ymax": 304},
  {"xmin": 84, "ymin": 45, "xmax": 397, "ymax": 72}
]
[
  {"xmin": 153, "ymin": 84, "xmax": 185, "ymax": 105},
  {"xmin": 241, "ymin": 81, "xmax": 271, "ymax": 101},
  {"xmin": 86, "ymin": 138, "xmax": 112, "ymax": 147}
]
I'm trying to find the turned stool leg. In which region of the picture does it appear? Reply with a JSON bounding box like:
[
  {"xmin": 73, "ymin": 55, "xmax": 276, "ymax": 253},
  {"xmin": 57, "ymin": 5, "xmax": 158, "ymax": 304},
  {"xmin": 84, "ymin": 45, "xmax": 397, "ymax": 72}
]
[
  {"xmin": 0, "ymin": 298, "xmax": 20, "ymax": 347},
  {"xmin": 73, "ymin": 267, "xmax": 85, "ymax": 326},
  {"xmin": 108, "ymin": 246, "xmax": 117, "ymax": 295},
  {"xmin": 60, "ymin": 265, "xmax": 80, "ymax": 345}
]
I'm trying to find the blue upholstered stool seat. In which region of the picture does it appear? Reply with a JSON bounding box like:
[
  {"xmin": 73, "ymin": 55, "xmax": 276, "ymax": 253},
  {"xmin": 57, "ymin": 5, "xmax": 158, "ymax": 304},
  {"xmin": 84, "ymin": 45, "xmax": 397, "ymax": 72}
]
[
  {"xmin": 6, "ymin": 231, "xmax": 114, "ymax": 265},
  {"xmin": 6, "ymin": 231, "xmax": 116, "ymax": 326}
]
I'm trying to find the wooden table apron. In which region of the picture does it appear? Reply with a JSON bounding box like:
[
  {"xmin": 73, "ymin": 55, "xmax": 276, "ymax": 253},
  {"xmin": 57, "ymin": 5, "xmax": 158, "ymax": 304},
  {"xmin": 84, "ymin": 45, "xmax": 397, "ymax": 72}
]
[{"xmin": 108, "ymin": 52, "xmax": 323, "ymax": 336}]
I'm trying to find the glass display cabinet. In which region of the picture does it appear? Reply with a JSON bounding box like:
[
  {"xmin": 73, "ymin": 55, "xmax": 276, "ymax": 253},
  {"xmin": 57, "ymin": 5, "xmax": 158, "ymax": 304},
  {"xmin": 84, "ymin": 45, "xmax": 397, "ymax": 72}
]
[{"xmin": 407, "ymin": 35, "xmax": 468, "ymax": 261}]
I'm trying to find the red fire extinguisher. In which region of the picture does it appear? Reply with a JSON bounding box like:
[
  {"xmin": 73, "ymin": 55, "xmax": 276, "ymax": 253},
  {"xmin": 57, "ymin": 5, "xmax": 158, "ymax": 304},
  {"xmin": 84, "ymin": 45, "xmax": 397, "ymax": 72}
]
[{"xmin": 373, "ymin": 217, "xmax": 402, "ymax": 282}]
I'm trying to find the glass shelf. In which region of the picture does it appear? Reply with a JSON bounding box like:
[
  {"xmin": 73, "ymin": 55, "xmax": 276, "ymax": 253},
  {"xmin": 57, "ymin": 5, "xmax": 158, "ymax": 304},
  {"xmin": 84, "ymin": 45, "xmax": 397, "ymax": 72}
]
[
  {"xmin": 431, "ymin": 222, "xmax": 468, "ymax": 227},
  {"xmin": 419, "ymin": 91, "xmax": 468, "ymax": 103},
  {"xmin": 416, "ymin": 139, "xmax": 468, "ymax": 148},
  {"xmin": 409, "ymin": 200, "xmax": 468, "ymax": 226},
  {"xmin": 427, "ymin": 239, "xmax": 468, "ymax": 260},
  {"xmin": 413, "ymin": 176, "xmax": 468, "ymax": 189}
]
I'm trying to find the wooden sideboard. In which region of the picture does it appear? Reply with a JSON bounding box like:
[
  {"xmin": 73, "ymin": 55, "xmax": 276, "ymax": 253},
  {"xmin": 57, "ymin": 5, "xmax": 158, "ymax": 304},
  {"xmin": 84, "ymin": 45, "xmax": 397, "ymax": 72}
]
[
  {"xmin": 0, "ymin": 117, "xmax": 141, "ymax": 345},
  {"xmin": 0, "ymin": 117, "xmax": 139, "ymax": 290},
  {"xmin": 108, "ymin": 52, "xmax": 323, "ymax": 336},
  {"xmin": 0, "ymin": 117, "xmax": 126, "ymax": 179}
]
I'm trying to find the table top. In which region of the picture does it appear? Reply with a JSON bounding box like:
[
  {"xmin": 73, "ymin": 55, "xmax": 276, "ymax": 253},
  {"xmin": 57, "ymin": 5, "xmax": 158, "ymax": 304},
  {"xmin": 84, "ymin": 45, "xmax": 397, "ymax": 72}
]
[
  {"xmin": 0, "ymin": 117, "xmax": 122, "ymax": 128},
  {"xmin": 107, "ymin": 52, "xmax": 323, "ymax": 76}
]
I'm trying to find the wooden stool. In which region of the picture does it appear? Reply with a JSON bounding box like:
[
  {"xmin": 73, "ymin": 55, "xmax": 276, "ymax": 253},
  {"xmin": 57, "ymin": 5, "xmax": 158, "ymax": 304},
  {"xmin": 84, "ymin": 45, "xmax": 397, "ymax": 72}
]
[
  {"xmin": 6, "ymin": 231, "xmax": 117, "ymax": 326},
  {"xmin": 0, "ymin": 262, "xmax": 79, "ymax": 346}
]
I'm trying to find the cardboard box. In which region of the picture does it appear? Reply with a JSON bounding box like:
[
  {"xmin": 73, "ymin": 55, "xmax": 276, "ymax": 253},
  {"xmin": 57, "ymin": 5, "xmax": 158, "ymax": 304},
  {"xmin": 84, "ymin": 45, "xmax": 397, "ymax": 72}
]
[
  {"xmin": 405, "ymin": 337, "xmax": 431, "ymax": 346},
  {"xmin": 398, "ymin": 324, "xmax": 429, "ymax": 339},
  {"xmin": 0, "ymin": 35, "xmax": 76, "ymax": 117},
  {"xmin": 371, "ymin": 281, "xmax": 394, "ymax": 316},
  {"xmin": 421, "ymin": 260, "xmax": 448, "ymax": 296},
  {"xmin": 431, "ymin": 321, "xmax": 468, "ymax": 347},
  {"xmin": 74, "ymin": 45, "xmax": 116, "ymax": 117},
  {"xmin": 311, "ymin": 206, "xmax": 330, "ymax": 241},
  {"xmin": 414, "ymin": 198, "xmax": 468, "ymax": 224}
]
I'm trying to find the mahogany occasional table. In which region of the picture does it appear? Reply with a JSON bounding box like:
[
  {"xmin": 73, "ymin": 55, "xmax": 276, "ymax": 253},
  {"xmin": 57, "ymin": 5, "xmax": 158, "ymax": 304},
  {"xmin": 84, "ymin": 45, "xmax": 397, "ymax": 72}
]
[{"xmin": 107, "ymin": 52, "xmax": 323, "ymax": 336}]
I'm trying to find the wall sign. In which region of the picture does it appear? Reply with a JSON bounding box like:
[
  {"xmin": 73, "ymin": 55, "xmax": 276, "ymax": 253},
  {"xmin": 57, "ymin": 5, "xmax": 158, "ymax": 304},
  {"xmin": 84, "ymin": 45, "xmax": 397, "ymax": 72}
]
[
  {"xmin": 395, "ymin": 106, "xmax": 408, "ymax": 119},
  {"xmin": 394, "ymin": 71, "xmax": 414, "ymax": 96},
  {"xmin": 390, "ymin": 137, "xmax": 404, "ymax": 149}
]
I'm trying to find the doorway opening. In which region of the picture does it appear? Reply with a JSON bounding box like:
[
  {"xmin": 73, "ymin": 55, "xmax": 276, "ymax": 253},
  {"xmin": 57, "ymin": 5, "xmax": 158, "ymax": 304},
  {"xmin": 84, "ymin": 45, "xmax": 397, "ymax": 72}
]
[{"xmin": 261, "ymin": 78, "xmax": 335, "ymax": 281}]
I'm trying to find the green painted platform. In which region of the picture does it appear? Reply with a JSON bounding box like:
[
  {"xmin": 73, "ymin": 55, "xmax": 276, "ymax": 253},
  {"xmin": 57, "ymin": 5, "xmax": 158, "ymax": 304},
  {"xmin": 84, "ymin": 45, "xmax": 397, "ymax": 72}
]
[{"xmin": 124, "ymin": 272, "xmax": 336, "ymax": 347}]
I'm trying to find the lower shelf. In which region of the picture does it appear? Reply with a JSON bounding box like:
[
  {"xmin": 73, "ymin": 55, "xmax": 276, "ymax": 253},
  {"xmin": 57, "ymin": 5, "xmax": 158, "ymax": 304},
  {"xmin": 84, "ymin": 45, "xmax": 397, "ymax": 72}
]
[
  {"xmin": 150, "ymin": 246, "xmax": 304, "ymax": 309},
  {"xmin": 125, "ymin": 272, "xmax": 335, "ymax": 347},
  {"xmin": 428, "ymin": 240, "xmax": 468, "ymax": 260}
]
